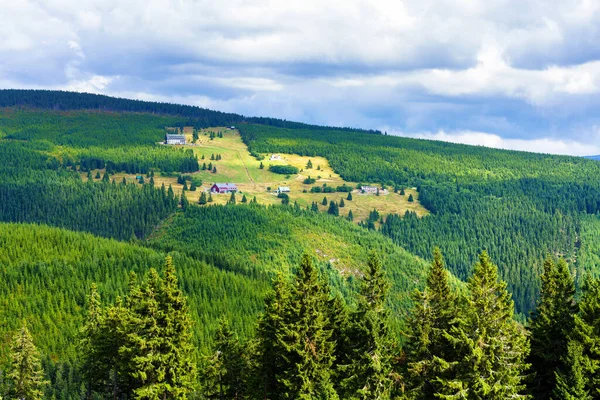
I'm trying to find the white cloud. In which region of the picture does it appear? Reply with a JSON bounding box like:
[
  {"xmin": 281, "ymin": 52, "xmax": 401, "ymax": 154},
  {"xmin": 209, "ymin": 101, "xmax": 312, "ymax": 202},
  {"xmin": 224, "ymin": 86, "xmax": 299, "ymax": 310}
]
[{"xmin": 390, "ymin": 129, "xmax": 600, "ymax": 156}]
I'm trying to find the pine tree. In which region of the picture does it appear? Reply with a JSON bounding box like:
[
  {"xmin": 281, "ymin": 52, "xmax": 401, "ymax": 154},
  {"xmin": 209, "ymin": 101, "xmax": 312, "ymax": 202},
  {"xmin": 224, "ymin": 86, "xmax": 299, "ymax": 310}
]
[
  {"xmin": 213, "ymin": 166, "xmax": 217, "ymax": 173},
  {"xmin": 228, "ymin": 191, "xmax": 236, "ymax": 204},
  {"xmin": 277, "ymin": 255, "xmax": 339, "ymax": 399},
  {"xmin": 341, "ymin": 252, "xmax": 394, "ymax": 399},
  {"xmin": 199, "ymin": 191, "xmax": 207, "ymax": 205},
  {"xmin": 400, "ymin": 188, "xmax": 405, "ymax": 195},
  {"xmin": 405, "ymin": 248, "xmax": 458, "ymax": 399},
  {"xmin": 347, "ymin": 192, "xmax": 353, "ymax": 201},
  {"xmin": 347, "ymin": 210, "xmax": 354, "ymax": 221},
  {"xmin": 322, "ymin": 196, "xmax": 328, "ymax": 206},
  {"xmin": 102, "ymin": 171, "xmax": 110, "ymax": 182},
  {"xmin": 408, "ymin": 194, "xmax": 414, "ymax": 202},
  {"xmin": 439, "ymin": 252, "xmax": 530, "ymax": 399},
  {"xmin": 95, "ymin": 171, "xmax": 101, "ymax": 179},
  {"xmin": 528, "ymin": 258, "xmax": 577, "ymax": 399},
  {"xmin": 182, "ymin": 180, "xmax": 188, "ymax": 191},
  {"xmin": 260, "ymin": 162, "xmax": 264, "ymax": 169},
  {"xmin": 340, "ymin": 198, "xmax": 345, "ymax": 208},
  {"xmin": 242, "ymin": 194, "xmax": 248, "ymax": 203},
  {"xmin": 8, "ymin": 322, "xmax": 48, "ymax": 400},
  {"xmin": 311, "ymin": 202, "xmax": 319, "ymax": 212},
  {"xmin": 553, "ymin": 340, "xmax": 592, "ymax": 400},
  {"xmin": 208, "ymin": 193, "xmax": 213, "ymax": 203},
  {"xmin": 307, "ymin": 159, "xmax": 313, "ymax": 169},
  {"xmin": 190, "ymin": 181, "xmax": 196, "ymax": 191}
]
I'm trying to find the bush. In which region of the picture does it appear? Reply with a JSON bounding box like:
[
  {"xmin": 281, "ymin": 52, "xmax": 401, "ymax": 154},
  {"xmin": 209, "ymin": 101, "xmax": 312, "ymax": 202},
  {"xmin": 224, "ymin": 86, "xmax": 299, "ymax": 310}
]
[
  {"xmin": 303, "ymin": 177, "xmax": 316, "ymax": 184},
  {"xmin": 269, "ymin": 165, "xmax": 299, "ymax": 175}
]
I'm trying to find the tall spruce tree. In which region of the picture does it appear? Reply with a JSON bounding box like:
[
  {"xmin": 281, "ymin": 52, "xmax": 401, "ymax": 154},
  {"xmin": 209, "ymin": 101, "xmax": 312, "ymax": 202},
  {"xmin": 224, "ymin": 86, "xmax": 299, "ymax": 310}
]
[
  {"xmin": 439, "ymin": 251, "xmax": 530, "ymax": 399},
  {"xmin": 211, "ymin": 318, "xmax": 247, "ymax": 399},
  {"xmin": 7, "ymin": 322, "xmax": 47, "ymax": 400},
  {"xmin": 528, "ymin": 258, "xmax": 577, "ymax": 399},
  {"xmin": 277, "ymin": 254, "xmax": 338, "ymax": 399},
  {"xmin": 405, "ymin": 248, "xmax": 458, "ymax": 399},
  {"xmin": 124, "ymin": 256, "xmax": 196, "ymax": 399},
  {"xmin": 553, "ymin": 340, "xmax": 592, "ymax": 400},
  {"xmin": 569, "ymin": 277, "xmax": 600, "ymax": 397},
  {"xmin": 254, "ymin": 273, "xmax": 291, "ymax": 399},
  {"xmin": 341, "ymin": 252, "xmax": 394, "ymax": 399}
]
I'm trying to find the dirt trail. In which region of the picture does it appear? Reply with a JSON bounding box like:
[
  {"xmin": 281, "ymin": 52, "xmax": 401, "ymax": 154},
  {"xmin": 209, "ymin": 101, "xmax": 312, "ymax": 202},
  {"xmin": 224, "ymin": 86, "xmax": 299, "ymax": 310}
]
[{"xmin": 236, "ymin": 149, "xmax": 255, "ymax": 185}]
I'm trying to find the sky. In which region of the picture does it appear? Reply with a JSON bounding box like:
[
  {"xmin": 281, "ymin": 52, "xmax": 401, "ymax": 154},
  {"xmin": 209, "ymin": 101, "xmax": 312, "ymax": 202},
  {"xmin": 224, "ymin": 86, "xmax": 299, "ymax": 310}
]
[{"xmin": 2, "ymin": 0, "xmax": 600, "ymax": 155}]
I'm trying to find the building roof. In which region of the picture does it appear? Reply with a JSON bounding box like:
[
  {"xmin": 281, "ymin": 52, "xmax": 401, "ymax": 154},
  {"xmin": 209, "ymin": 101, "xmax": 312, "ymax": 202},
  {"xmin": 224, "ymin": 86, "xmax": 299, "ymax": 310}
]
[
  {"xmin": 278, "ymin": 186, "xmax": 290, "ymax": 191},
  {"xmin": 212, "ymin": 183, "xmax": 238, "ymax": 190},
  {"xmin": 166, "ymin": 134, "xmax": 186, "ymax": 140}
]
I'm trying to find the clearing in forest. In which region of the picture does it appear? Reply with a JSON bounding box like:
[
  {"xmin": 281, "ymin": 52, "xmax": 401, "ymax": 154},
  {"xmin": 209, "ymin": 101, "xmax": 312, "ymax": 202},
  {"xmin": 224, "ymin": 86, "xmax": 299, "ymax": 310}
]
[{"xmin": 88, "ymin": 127, "xmax": 429, "ymax": 223}]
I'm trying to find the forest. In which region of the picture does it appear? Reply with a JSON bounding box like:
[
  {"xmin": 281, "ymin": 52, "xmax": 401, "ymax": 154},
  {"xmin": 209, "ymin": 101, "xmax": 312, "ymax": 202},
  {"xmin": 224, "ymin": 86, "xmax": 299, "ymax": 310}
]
[{"xmin": 2, "ymin": 90, "xmax": 600, "ymax": 398}]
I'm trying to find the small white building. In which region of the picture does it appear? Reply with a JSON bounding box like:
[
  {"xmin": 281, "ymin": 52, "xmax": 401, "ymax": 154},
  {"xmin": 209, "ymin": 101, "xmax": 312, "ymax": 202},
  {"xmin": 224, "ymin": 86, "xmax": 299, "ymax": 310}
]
[
  {"xmin": 278, "ymin": 186, "xmax": 290, "ymax": 193},
  {"xmin": 361, "ymin": 185, "xmax": 379, "ymax": 194},
  {"xmin": 270, "ymin": 154, "xmax": 282, "ymax": 161},
  {"xmin": 165, "ymin": 134, "xmax": 186, "ymax": 145}
]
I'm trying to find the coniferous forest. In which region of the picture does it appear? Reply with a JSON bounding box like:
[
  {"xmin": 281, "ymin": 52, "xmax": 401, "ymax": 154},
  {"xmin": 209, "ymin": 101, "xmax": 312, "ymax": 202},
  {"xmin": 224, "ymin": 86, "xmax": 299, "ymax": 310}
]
[{"xmin": 2, "ymin": 90, "xmax": 600, "ymax": 398}]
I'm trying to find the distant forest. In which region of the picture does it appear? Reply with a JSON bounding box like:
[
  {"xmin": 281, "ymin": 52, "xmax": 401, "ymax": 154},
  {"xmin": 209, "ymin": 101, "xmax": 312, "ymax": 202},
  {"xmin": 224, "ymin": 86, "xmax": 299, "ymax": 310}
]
[{"xmin": 0, "ymin": 89, "xmax": 381, "ymax": 133}]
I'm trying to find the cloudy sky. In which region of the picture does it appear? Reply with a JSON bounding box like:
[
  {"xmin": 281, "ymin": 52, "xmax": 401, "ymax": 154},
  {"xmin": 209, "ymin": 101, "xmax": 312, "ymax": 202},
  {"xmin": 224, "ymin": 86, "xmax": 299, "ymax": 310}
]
[{"xmin": 2, "ymin": 0, "xmax": 600, "ymax": 155}]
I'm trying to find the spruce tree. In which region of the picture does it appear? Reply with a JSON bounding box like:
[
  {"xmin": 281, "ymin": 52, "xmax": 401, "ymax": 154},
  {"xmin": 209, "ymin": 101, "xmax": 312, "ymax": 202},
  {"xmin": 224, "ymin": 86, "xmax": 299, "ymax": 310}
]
[
  {"xmin": 199, "ymin": 191, "xmax": 207, "ymax": 205},
  {"xmin": 528, "ymin": 258, "xmax": 577, "ymax": 399},
  {"xmin": 347, "ymin": 192, "xmax": 353, "ymax": 201},
  {"xmin": 208, "ymin": 193, "xmax": 213, "ymax": 203},
  {"xmin": 322, "ymin": 196, "xmax": 328, "ymax": 206},
  {"xmin": 180, "ymin": 192, "xmax": 189, "ymax": 210},
  {"xmin": 228, "ymin": 191, "xmax": 236, "ymax": 204},
  {"xmin": 328, "ymin": 201, "xmax": 339, "ymax": 216},
  {"xmin": 569, "ymin": 277, "xmax": 600, "ymax": 396},
  {"xmin": 405, "ymin": 248, "xmax": 458, "ymax": 399},
  {"xmin": 347, "ymin": 210, "xmax": 354, "ymax": 221},
  {"xmin": 439, "ymin": 251, "xmax": 530, "ymax": 399},
  {"xmin": 124, "ymin": 257, "xmax": 197, "ymax": 399},
  {"xmin": 8, "ymin": 322, "xmax": 47, "ymax": 400},
  {"xmin": 553, "ymin": 340, "xmax": 592, "ymax": 400},
  {"xmin": 242, "ymin": 194, "xmax": 248, "ymax": 203},
  {"xmin": 408, "ymin": 194, "xmax": 414, "ymax": 202},
  {"xmin": 341, "ymin": 252, "xmax": 394, "ymax": 399},
  {"xmin": 254, "ymin": 274, "xmax": 291, "ymax": 399},
  {"xmin": 339, "ymin": 198, "xmax": 345, "ymax": 208},
  {"xmin": 278, "ymin": 254, "xmax": 339, "ymax": 399},
  {"xmin": 211, "ymin": 318, "xmax": 247, "ymax": 399}
]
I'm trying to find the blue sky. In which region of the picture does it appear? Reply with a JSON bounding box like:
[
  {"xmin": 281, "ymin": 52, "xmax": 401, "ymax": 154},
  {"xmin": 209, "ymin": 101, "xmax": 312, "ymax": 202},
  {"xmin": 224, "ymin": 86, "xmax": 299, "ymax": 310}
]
[{"xmin": 2, "ymin": 0, "xmax": 600, "ymax": 155}]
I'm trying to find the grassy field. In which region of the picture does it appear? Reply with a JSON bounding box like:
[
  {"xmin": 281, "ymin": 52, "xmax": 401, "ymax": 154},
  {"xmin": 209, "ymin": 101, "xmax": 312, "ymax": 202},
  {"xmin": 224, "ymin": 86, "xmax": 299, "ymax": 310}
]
[{"xmin": 84, "ymin": 127, "xmax": 428, "ymax": 222}]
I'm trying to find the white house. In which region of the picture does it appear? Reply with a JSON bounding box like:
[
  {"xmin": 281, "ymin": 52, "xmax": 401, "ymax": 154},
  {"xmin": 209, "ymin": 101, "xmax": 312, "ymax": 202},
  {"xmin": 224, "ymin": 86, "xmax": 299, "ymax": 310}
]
[
  {"xmin": 165, "ymin": 134, "xmax": 186, "ymax": 145},
  {"xmin": 278, "ymin": 186, "xmax": 291, "ymax": 193},
  {"xmin": 361, "ymin": 185, "xmax": 379, "ymax": 194},
  {"xmin": 270, "ymin": 154, "xmax": 282, "ymax": 161}
]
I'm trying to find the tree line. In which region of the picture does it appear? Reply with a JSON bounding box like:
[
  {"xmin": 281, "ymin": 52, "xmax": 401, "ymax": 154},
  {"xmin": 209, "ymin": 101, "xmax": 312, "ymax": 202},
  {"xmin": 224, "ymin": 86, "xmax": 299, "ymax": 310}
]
[{"xmin": 7, "ymin": 249, "xmax": 600, "ymax": 399}]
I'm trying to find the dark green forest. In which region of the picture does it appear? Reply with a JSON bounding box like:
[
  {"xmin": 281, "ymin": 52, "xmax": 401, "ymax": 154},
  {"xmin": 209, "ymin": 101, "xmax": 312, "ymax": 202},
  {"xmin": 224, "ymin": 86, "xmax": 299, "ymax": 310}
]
[
  {"xmin": 238, "ymin": 123, "xmax": 600, "ymax": 316},
  {"xmin": 2, "ymin": 90, "xmax": 600, "ymax": 398}
]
